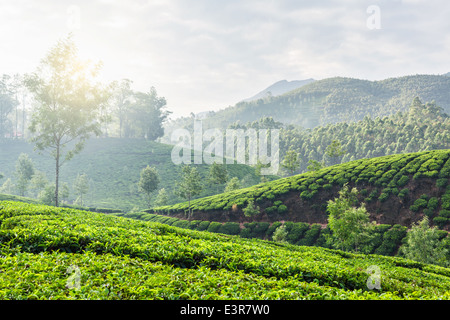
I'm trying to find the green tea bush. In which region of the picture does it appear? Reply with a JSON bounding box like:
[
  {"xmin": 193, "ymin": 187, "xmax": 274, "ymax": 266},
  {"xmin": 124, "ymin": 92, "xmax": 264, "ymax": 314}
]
[
  {"xmin": 410, "ymin": 198, "xmax": 428, "ymax": 212},
  {"xmin": 428, "ymin": 197, "xmax": 439, "ymax": 210},
  {"xmin": 374, "ymin": 224, "xmax": 408, "ymax": 256},
  {"xmin": 265, "ymin": 222, "xmax": 282, "ymax": 240},
  {"xmin": 207, "ymin": 221, "xmax": 222, "ymax": 233},
  {"xmin": 277, "ymin": 205, "xmax": 288, "ymax": 214},
  {"xmin": 439, "ymin": 210, "xmax": 450, "ymax": 218},
  {"xmin": 285, "ymin": 222, "xmax": 310, "ymax": 244},
  {"xmin": 433, "ymin": 217, "xmax": 449, "ymax": 229},
  {"xmin": 437, "ymin": 178, "xmax": 448, "ymax": 188},
  {"xmin": 219, "ymin": 222, "xmax": 241, "ymax": 235},
  {"xmin": 242, "ymin": 222, "xmax": 270, "ymax": 238},
  {"xmin": 197, "ymin": 220, "xmax": 210, "ymax": 231},
  {"xmin": 297, "ymin": 224, "xmax": 322, "ymax": 246},
  {"xmin": 397, "ymin": 175, "xmax": 410, "ymax": 187},
  {"xmin": 398, "ymin": 188, "xmax": 409, "ymax": 199},
  {"xmin": 265, "ymin": 206, "xmax": 277, "ymax": 215}
]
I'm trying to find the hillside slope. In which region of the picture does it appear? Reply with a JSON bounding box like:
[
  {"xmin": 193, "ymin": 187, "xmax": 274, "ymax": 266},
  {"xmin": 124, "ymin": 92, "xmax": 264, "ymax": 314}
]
[
  {"xmin": 0, "ymin": 138, "xmax": 265, "ymax": 211},
  {"xmin": 0, "ymin": 200, "xmax": 449, "ymax": 300},
  {"xmin": 151, "ymin": 150, "xmax": 450, "ymax": 231},
  {"xmin": 161, "ymin": 74, "xmax": 450, "ymax": 143},
  {"xmin": 241, "ymin": 79, "xmax": 315, "ymax": 102}
]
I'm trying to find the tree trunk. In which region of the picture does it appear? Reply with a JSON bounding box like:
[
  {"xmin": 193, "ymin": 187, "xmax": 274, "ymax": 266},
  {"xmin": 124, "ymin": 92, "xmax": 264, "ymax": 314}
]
[
  {"xmin": 55, "ymin": 143, "xmax": 60, "ymax": 207},
  {"xmin": 188, "ymin": 193, "xmax": 191, "ymax": 219}
]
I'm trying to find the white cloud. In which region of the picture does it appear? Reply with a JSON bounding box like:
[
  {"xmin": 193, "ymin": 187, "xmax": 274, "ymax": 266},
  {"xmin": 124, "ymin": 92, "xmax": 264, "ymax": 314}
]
[{"xmin": 1, "ymin": 0, "xmax": 449, "ymax": 117}]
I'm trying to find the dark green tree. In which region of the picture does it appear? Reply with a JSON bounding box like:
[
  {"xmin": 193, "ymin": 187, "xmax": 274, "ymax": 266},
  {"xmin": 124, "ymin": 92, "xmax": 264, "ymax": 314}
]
[
  {"xmin": 14, "ymin": 153, "xmax": 35, "ymax": 196},
  {"xmin": 281, "ymin": 148, "xmax": 301, "ymax": 176},
  {"xmin": 138, "ymin": 166, "xmax": 160, "ymax": 208},
  {"xmin": 208, "ymin": 162, "xmax": 228, "ymax": 193},
  {"xmin": 325, "ymin": 140, "xmax": 346, "ymax": 165},
  {"xmin": 128, "ymin": 87, "xmax": 171, "ymax": 140},
  {"xmin": 176, "ymin": 165, "xmax": 202, "ymax": 218},
  {"xmin": 74, "ymin": 173, "xmax": 89, "ymax": 207}
]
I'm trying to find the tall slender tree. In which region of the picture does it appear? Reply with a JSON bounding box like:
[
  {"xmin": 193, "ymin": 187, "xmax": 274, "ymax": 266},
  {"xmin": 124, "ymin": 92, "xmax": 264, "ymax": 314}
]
[
  {"xmin": 138, "ymin": 166, "xmax": 160, "ymax": 208},
  {"xmin": 176, "ymin": 165, "xmax": 202, "ymax": 218},
  {"xmin": 15, "ymin": 153, "xmax": 35, "ymax": 196},
  {"xmin": 24, "ymin": 35, "xmax": 109, "ymax": 206}
]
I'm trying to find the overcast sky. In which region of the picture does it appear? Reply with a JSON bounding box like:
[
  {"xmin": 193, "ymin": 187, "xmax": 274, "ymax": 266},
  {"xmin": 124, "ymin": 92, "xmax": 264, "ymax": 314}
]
[{"xmin": 1, "ymin": 0, "xmax": 449, "ymax": 118}]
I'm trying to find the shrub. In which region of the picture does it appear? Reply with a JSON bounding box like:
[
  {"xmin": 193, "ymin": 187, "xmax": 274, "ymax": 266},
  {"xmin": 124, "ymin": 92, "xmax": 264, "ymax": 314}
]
[
  {"xmin": 285, "ymin": 222, "xmax": 309, "ymax": 244},
  {"xmin": 243, "ymin": 200, "xmax": 260, "ymax": 217},
  {"xmin": 277, "ymin": 205, "xmax": 288, "ymax": 214},
  {"xmin": 207, "ymin": 222, "xmax": 222, "ymax": 233},
  {"xmin": 374, "ymin": 224, "xmax": 407, "ymax": 256},
  {"xmin": 410, "ymin": 198, "xmax": 428, "ymax": 212},
  {"xmin": 398, "ymin": 188, "xmax": 409, "ymax": 199},
  {"xmin": 172, "ymin": 220, "xmax": 189, "ymax": 229},
  {"xmin": 378, "ymin": 192, "xmax": 390, "ymax": 202},
  {"xmin": 439, "ymin": 209, "xmax": 450, "ymax": 218},
  {"xmin": 219, "ymin": 222, "xmax": 241, "ymax": 235},
  {"xmin": 427, "ymin": 197, "xmax": 439, "ymax": 210},
  {"xmin": 297, "ymin": 224, "xmax": 322, "ymax": 246},
  {"xmin": 436, "ymin": 178, "xmax": 448, "ymax": 188},
  {"xmin": 433, "ymin": 217, "xmax": 450, "ymax": 229},
  {"xmin": 188, "ymin": 220, "xmax": 202, "ymax": 229},
  {"xmin": 197, "ymin": 220, "xmax": 210, "ymax": 231},
  {"xmin": 441, "ymin": 193, "xmax": 450, "ymax": 210},
  {"xmin": 397, "ymin": 175, "xmax": 409, "ymax": 187},
  {"xmin": 266, "ymin": 222, "xmax": 283, "ymax": 239},
  {"xmin": 265, "ymin": 206, "xmax": 277, "ymax": 215},
  {"xmin": 242, "ymin": 222, "xmax": 270, "ymax": 238},
  {"xmin": 272, "ymin": 224, "xmax": 288, "ymax": 243},
  {"xmin": 300, "ymin": 190, "xmax": 313, "ymax": 200}
]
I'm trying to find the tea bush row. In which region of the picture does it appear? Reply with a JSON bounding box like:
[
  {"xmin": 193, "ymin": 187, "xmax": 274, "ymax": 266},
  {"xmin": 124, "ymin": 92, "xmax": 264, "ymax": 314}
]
[{"xmin": 1, "ymin": 201, "xmax": 450, "ymax": 299}]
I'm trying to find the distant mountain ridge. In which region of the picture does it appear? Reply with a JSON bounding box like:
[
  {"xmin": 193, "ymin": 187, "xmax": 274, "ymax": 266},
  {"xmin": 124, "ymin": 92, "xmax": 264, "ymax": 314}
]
[
  {"xmin": 161, "ymin": 73, "xmax": 450, "ymax": 144},
  {"xmin": 242, "ymin": 79, "xmax": 315, "ymax": 102}
]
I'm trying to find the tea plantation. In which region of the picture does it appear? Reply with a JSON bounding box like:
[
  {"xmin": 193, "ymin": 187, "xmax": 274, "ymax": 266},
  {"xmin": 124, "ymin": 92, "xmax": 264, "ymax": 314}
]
[
  {"xmin": 149, "ymin": 149, "xmax": 450, "ymax": 231},
  {"xmin": 0, "ymin": 200, "xmax": 449, "ymax": 300}
]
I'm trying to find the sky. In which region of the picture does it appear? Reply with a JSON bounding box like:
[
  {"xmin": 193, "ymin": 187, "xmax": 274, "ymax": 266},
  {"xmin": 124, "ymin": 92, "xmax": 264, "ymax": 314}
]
[{"xmin": 1, "ymin": 0, "xmax": 449, "ymax": 118}]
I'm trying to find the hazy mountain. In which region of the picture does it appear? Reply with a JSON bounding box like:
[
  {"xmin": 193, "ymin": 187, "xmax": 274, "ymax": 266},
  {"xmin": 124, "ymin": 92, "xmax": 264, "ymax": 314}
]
[
  {"xmin": 242, "ymin": 79, "xmax": 315, "ymax": 102},
  {"xmin": 161, "ymin": 74, "xmax": 450, "ymax": 144}
]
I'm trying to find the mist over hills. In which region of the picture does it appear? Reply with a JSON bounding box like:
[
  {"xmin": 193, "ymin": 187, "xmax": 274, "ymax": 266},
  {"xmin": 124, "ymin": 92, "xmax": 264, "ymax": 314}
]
[
  {"xmin": 241, "ymin": 79, "xmax": 315, "ymax": 102},
  {"xmin": 161, "ymin": 74, "xmax": 450, "ymax": 144}
]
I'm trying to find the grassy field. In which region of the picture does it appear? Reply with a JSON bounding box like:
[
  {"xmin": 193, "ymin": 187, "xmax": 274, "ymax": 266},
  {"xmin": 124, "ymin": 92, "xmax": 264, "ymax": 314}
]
[{"xmin": 0, "ymin": 200, "xmax": 449, "ymax": 300}]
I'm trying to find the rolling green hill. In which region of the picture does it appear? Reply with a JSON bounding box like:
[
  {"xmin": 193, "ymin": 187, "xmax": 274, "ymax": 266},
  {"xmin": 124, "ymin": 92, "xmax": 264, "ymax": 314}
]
[
  {"xmin": 0, "ymin": 138, "xmax": 266, "ymax": 211},
  {"xmin": 0, "ymin": 200, "xmax": 449, "ymax": 300},
  {"xmin": 161, "ymin": 74, "xmax": 450, "ymax": 144},
  {"xmin": 148, "ymin": 149, "xmax": 450, "ymax": 231}
]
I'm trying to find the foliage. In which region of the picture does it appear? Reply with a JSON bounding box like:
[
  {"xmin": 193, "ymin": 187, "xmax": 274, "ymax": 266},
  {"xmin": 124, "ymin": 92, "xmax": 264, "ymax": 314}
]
[
  {"xmin": 138, "ymin": 166, "xmax": 160, "ymax": 208},
  {"xmin": 14, "ymin": 153, "xmax": 35, "ymax": 197},
  {"xmin": 325, "ymin": 140, "xmax": 346, "ymax": 166},
  {"xmin": 327, "ymin": 185, "xmax": 375, "ymax": 252},
  {"xmin": 24, "ymin": 35, "xmax": 109, "ymax": 206},
  {"xmin": 175, "ymin": 165, "xmax": 203, "ymax": 217},
  {"xmin": 224, "ymin": 177, "xmax": 241, "ymax": 192},
  {"xmin": 73, "ymin": 173, "xmax": 89, "ymax": 207},
  {"xmin": 0, "ymin": 201, "xmax": 449, "ymax": 300},
  {"xmin": 281, "ymin": 148, "xmax": 301, "ymax": 176},
  {"xmin": 400, "ymin": 216, "xmax": 449, "ymax": 267},
  {"xmin": 154, "ymin": 149, "xmax": 450, "ymax": 233},
  {"xmin": 154, "ymin": 188, "xmax": 169, "ymax": 207},
  {"xmin": 243, "ymin": 199, "xmax": 260, "ymax": 217},
  {"xmin": 272, "ymin": 224, "xmax": 288, "ymax": 243},
  {"xmin": 208, "ymin": 162, "xmax": 228, "ymax": 193}
]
